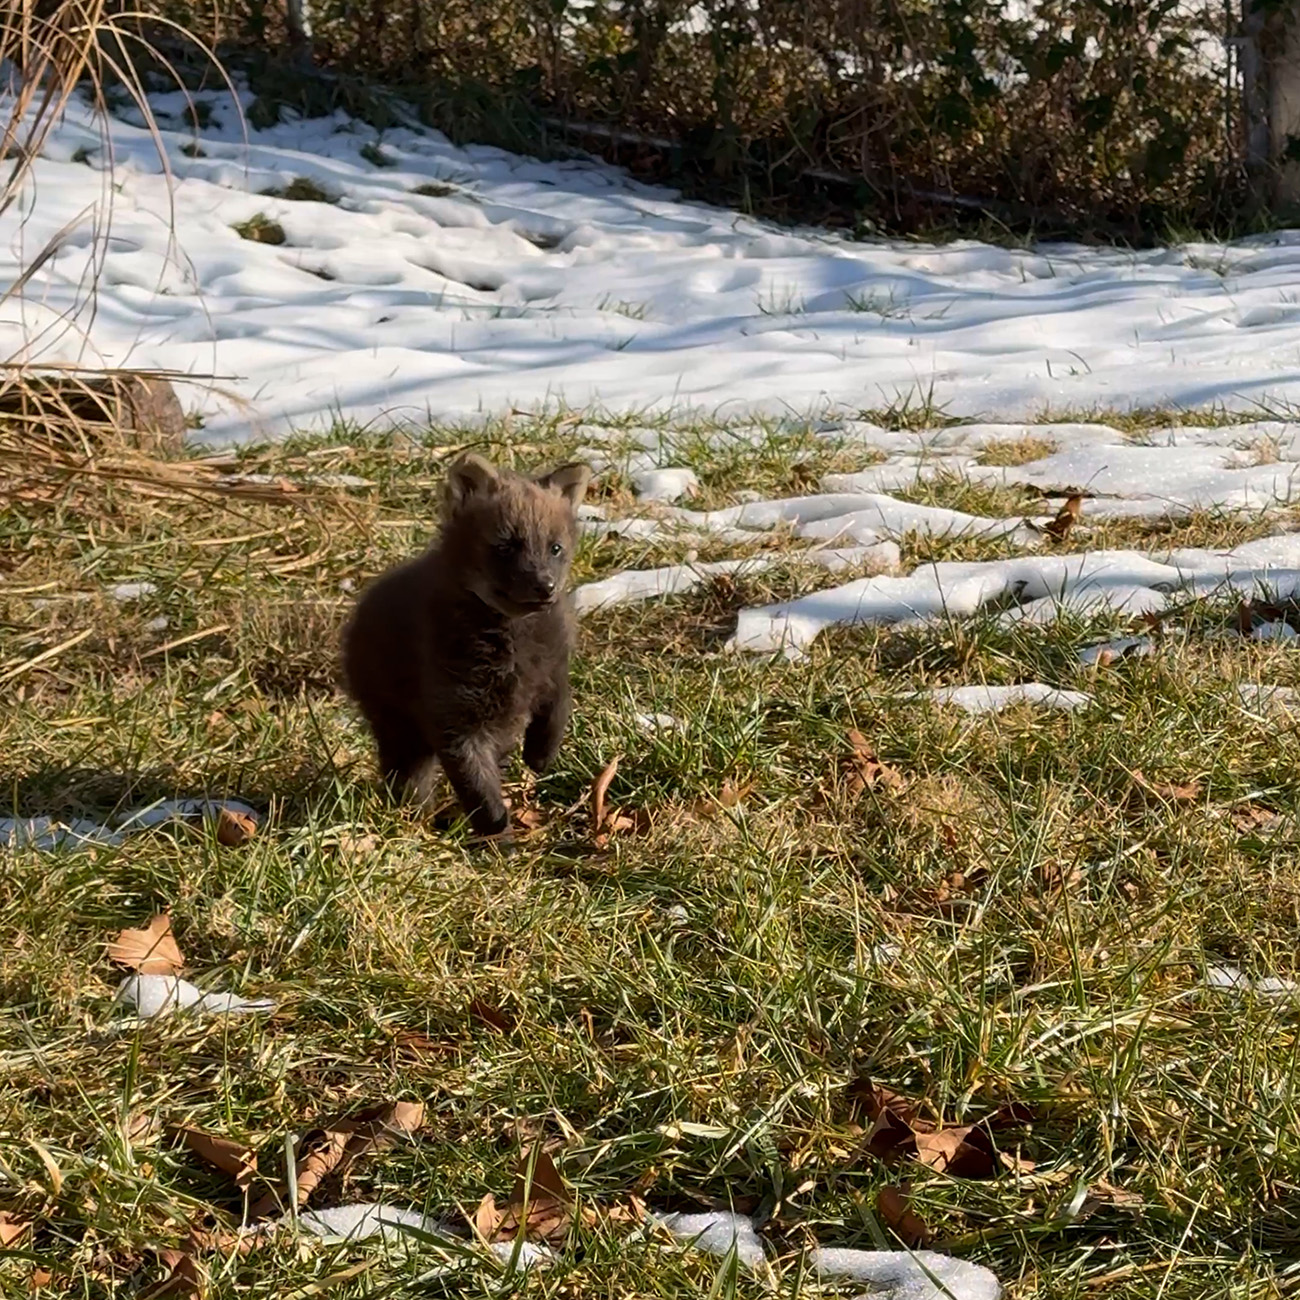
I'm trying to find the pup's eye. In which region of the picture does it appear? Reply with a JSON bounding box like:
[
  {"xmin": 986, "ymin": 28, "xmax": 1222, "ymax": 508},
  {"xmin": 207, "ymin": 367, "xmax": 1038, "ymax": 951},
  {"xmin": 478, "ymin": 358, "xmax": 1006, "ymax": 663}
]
[
  {"xmin": 550, "ymin": 542, "xmax": 564, "ymax": 557},
  {"xmin": 496, "ymin": 536, "xmax": 522, "ymax": 555}
]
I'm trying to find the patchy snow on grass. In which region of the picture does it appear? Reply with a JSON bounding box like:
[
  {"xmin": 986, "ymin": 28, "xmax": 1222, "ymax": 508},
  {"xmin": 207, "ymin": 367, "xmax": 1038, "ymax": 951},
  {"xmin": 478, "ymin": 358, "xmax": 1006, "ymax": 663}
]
[
  {"xmin": 721, "ymin": 538, "xmax": 1300, "ymax": 656},
  {"xmin": 913, "ymin": 683, "xmax": 1094, "ymax": 714},
  {"xmin": 650, "ymin": 1211, "xmax": 1002, "ymax": 1300},
  {"xmin": 1237, "ymin": 683, "xmax": 1300, "ymax": 715},
  {"xmin": 0, "ymin": 799, "xmax": 258, "ymax": 851},
  {"xmin": 115, "ymin": 973, "xmax": 275, "ymax": 1019},
  {"xmin": 1203, "ymin": 965, "xmax": 1300, "ymax": 1000},
  {"xmin": 14, "ymin": 78, "xmax": 1300, "ymax": 669},
  {"xmin": 1078, "ymin": 635, "xmax": 1155, "ymax": 666}
]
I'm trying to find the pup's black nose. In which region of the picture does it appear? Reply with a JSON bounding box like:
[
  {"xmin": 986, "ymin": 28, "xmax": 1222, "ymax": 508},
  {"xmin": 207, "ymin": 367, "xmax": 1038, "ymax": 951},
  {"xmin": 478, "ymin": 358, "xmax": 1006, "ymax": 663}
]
[{"xmin": 536, "ymin": 575, "xmax": 556, "ymax": 598}]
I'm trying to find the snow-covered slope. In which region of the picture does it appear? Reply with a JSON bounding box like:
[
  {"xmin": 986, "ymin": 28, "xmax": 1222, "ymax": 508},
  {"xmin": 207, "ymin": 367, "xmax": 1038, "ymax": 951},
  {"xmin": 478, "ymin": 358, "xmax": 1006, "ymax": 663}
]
[{"xmin": 10, "ymin": 85, "xmax": 1300, "ymax": 440}]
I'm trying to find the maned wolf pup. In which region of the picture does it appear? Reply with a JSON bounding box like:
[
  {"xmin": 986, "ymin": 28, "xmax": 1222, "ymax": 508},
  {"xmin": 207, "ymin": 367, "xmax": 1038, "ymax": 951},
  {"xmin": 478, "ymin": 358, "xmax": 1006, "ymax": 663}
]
[{"xmin": 342, "ymin": 453, "xmax": 592, "ymax": 836}]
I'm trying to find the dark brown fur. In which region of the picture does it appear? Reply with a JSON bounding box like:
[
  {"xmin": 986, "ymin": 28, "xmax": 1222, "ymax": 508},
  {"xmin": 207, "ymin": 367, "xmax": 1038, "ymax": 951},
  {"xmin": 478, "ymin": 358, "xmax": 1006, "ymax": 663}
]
[{"xmin": 341, "ymin": 453, "xmax": 592, "ymax": 835}]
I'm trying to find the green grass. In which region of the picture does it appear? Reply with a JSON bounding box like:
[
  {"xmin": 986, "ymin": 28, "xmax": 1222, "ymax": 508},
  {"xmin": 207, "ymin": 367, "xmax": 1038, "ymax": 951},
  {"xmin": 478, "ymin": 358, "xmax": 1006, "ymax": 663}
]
[
  {"xmin": 359, "ymin": 142, "xmax": 396, "ymax": 168},
  {"xmin": 259, "ymin": 177, "xmax": 335, "ymax": 204},
  {"xmin": 232, "ymin": 214, "xmax": 287, "ymax": 245},
  {"xmin": 2, "ymin": 412, "xmax": 1299, "ymax": 1298}
]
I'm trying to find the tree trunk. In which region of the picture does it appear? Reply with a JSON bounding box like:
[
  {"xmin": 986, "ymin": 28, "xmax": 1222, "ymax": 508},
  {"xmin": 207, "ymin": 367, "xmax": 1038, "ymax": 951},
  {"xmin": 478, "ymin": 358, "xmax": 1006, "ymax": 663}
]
[
  {"xmin": 1242, "ymin": 0, "xmax": 1300, "ymax": 214},
  {"xmin": 286, "ymin": 0, "xmax": 313, "ymax": 65}
]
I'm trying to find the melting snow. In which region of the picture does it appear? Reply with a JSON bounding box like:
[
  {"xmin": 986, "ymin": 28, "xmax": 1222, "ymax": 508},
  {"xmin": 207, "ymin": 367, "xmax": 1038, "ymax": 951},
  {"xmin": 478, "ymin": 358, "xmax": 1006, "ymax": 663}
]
[
  {"xmin": 1203, "ymin": 965, "xmax": 1299, "ymax": 1000},
  {"xmin": 914, "ymin": 684, "xmax": 1094, "ymax": 714},
  {"xmin": 722, "ymin": 537, "xmax": 1300, "ymax": 655},
  {"xmin": 116, "ymin": 974, "xmax": 274, "ymax": 1018},
  {"xmin": 1078, "ymin": 636, "xmax": 1155, "ymax": 665},
  {"xmin": 650, "ymin": 1211, "xmax": 1002, "ymax": 1299},
  {"xmin": 0, "ymin": 799, "xmax": 258, "ymax": 851}
]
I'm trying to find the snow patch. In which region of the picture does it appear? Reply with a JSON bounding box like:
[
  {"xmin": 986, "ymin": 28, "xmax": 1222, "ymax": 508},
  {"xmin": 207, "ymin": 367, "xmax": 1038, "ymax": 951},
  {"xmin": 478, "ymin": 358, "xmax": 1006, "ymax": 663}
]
[
  {"xmin": 915, "ymin": 684, "xmax": 1093, "ymax": 714},
  {"xmin": 116, "ymin": 974, "xmax": 275, "ymax": 1019},
  {"xmin": 0, "ymin": 799, "xmax": 258, "ymax": 851}
]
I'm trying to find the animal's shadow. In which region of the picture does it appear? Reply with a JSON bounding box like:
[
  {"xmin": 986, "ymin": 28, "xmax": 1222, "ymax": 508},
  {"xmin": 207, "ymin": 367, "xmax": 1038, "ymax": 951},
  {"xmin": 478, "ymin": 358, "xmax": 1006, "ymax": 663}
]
[{"xmin": 0, "ymin": 761, "xmax": 339, "ymax": 826}]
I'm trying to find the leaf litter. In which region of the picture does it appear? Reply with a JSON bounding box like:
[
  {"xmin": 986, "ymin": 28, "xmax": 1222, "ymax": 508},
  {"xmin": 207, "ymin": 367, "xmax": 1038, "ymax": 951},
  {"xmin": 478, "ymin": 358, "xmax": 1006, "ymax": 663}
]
[
  {"xmin": 848, "ymin": 1080, "xmax": 1035, "ymax": 1179},
  {"xmin": 1128, "ymin": 769, "xmax": 1202, "ymax": 805},
  {"xmin": 473, "ymin": 1146, "xmax": 644, "ymax": 1248},
  {"xmin": 107, "ymin": 914, "xmax": 184, "ymax": 975},
  {"xmin": 876, "ymin": 1183, "xmax": 931, "ymax": 1247},
  {"xmin": 0, "ymin": 1210, "xmax": 31, "ymax": 1246},
  {"xmin": 155, "ymin": 1122, "xmax": 1002, "ymax": 1300},
  {"xmin": 248, "ymin": 1101, "xmax": 425, "ymax": 1219},
  {"xmin": 139, "ymin": 1249, "xmax": 206, "ymax": 1300},
  {"xmin": 589, "ymin": 755, "xmax": 651, "ymax": 848},
  {"xmin": 845, "ymin": 729, "xmax": 906, "ymax": 797},
  {"xmin": 175, "ymin": 1127, "xmax": 258, "ymax": 1193}
]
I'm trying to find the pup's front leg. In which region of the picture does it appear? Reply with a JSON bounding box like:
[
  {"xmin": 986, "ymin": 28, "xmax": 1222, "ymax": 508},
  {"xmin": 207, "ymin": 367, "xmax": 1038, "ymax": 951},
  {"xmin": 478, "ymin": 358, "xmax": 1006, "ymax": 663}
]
[
  {"xmin": 439, "ymin": 737, "xmax": 509, "ymax": 836},
  {"xmin": 523, "ymin": 676, "xmax": 572, "ymax": 775}
]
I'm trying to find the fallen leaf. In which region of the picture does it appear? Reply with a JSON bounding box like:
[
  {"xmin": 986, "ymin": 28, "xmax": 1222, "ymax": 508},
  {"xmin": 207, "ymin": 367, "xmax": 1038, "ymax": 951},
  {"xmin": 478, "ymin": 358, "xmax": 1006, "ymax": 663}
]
[
  {"xmin": 686, "ymin": 779, "xmax": 755, "ymax": 820},
  {"xmin": 1236, "ymin": 598, "xmax": 1291, "ymax": 637},
  {"xmin": 140, "ymin": 1249, "xmax": 205, "ymax": 1300},
  {"xmin": 865, "ymin": 1104, "xmax": 920, "ymax": 1162},
  {"xmin": 215, "ymin": 808, "xmax": 257, "ymax": 847},
  {"xmin": 1043, "ymin": 494, "xmax": 1082, "ymax": 540},
  {"xmin": 248, "ymin": 1101, "xmax": 423, "ymax": 1220},
  {"xmin": 0, "ymin": 1212, "xmax": 31, "ymax": 1246},
  {"xmin": 513, "ymin": 806, "xmax": 547, "ymax": 832},
  {"xmin": 469, "ymin": 998, "xmax": 516, "ymax": 1034},
  {"xmin": 1083, "ymin": 1179, "xmax": 1144, "ymax": 1211},
  {"xmin": 127, "ymin": 1112, "xmax": 161, "ymax": 1144},
  {"xmin": 1129, "ymin": 769, "xmax": 1202, "ymax": 804},
  {"xmin": 30, "ymin": 1267, "xmax": 52, "ymax": 1290},
  {"xmin": 393, "ymin": 1028, "xmax": 452, "ymax": 1059},
  {"xmin": 1038, "ymin": 860, "xmax": 1084, "ymax": 893},
  {"xmin": 1231, "ymin": 803, "xmax": 1284, "ymax": 834},
  {"xmin": 335, "ymin": 831, "xmax": 378, "ymax": 855},
  {"xmin": 590, "ymin": 756, "xmax": 620, "ymax": 831},
  {"xmin": 877, "ymin": 1183, "xmax": 930, "ymax": 1247},
  {"xmin": 475, "ymin": 1146, "xmax": 575, "ymax": 1247},
  {"xmin": 107, "ymin": 914, "xmax": 184, "ymax": 975},
  {"xmin": 848, "ymin": 1078, "xmax": 1033, "ymax": 1179},
  {"xmin": 592, "ymin": 807, "xmax": 651, "ymax": 850},
  {"xmin": 921, "ymin": 1124, "xmax": 1034, "ymax": 1177},
  {"xmin": 588, "ymin": 754, "xmax": 651, "ymax": 847},
  {"xmin": 845, "ymin": 730, "xmax": 906, "ymax": 796},
  {"xmin": 176, "ymin": 1127, "xmax": 258, "ymax": 1192},
  {"xmin": 847, "ymin": 1079, "xmax": 929, "ymax": 1129},
  {"xmin": 912, "ymin": 1126, "xmax": 991, "ymax": 1177},
  {"xmin": 717, "ymin": 778, "xmax": 753, "ymax": 808},
  {"xmin": 509, "ymin": 1147, "xmax": 571, "ymax": 1207}
]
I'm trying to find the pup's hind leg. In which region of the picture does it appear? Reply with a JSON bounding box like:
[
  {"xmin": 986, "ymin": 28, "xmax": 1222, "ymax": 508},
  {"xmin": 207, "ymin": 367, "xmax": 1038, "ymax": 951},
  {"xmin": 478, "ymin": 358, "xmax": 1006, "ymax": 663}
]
[{"xmin": 371, "ymin": 715, "xmax": 435, "ymax": 800}]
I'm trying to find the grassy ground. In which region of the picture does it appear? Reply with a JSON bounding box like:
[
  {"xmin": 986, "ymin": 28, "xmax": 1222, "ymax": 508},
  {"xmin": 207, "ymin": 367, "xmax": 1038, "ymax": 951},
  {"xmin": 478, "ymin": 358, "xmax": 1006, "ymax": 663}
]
[{"xmin": 1, "ymin": 412, "xmax": 1299, "ymax": 1299}]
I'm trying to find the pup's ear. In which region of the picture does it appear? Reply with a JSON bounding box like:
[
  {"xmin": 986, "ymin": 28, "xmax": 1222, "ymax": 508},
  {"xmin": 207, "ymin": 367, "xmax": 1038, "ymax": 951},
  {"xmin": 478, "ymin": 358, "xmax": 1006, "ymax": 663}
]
[
  {"xmin": 442, "ymin": 453, "xmax": 499, "ymax": 515},
  {"xmin": 536, "ymin": 462, "xmax": 592, "ymax": 509}
]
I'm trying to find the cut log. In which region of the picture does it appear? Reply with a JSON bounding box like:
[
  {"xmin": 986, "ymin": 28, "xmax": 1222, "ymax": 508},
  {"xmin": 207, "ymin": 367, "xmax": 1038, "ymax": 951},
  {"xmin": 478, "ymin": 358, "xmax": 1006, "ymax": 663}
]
[{"xmin": 0, "ymin": 372, "xmax": 188, "ymax": 455}]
